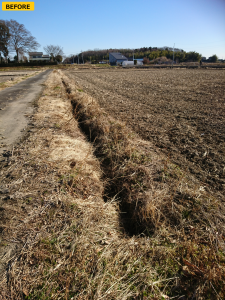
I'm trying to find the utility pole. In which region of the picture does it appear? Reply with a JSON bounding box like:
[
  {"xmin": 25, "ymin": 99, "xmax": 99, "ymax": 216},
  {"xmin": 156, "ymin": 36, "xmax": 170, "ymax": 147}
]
[
  {"xmin": 78, "ymin": 53, "xmax": 79, "ymax": 64},
  {"xmin": 81, "ymin": 50, "xmax": 84, "ymax": 64},
  {"xmin": 172, "ymin": 43, "xmax": 175, "ymax": 67}
]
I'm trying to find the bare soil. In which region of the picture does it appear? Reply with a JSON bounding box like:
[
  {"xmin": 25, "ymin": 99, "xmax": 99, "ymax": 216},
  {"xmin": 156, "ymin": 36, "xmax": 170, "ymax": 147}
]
[{"xmin": 64, "ymin": 68, "xmax": 225, "ymax": 194}]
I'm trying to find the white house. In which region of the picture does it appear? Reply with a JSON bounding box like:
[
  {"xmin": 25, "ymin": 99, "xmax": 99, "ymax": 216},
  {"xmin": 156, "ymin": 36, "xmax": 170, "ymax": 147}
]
[{"xmin": 29, "ymin": 52, "xmax": 50, "ymax": 62}]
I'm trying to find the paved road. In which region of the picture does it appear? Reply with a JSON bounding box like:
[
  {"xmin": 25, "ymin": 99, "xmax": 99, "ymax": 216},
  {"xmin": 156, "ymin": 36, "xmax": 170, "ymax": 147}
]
[{"xmin": 0, "ymin": 69, "xmax": 52, "ymax": 153}]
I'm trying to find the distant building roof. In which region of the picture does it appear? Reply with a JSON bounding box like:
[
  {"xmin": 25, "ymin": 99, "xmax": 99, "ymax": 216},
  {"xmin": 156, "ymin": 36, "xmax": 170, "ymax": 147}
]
[
  {"xmin": 29, "ymin": 52, "xmax": 43, "ymax": 55},
  {"xmin": 110, "ymin": 53, "xmax": 127, "ymax": 60}
]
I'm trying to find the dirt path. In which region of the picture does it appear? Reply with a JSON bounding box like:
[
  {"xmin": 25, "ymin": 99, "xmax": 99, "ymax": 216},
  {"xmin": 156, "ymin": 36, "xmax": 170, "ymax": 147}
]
[{"xmin": 0, "ymin": 69, "xmax": 52, "ymax": 153}]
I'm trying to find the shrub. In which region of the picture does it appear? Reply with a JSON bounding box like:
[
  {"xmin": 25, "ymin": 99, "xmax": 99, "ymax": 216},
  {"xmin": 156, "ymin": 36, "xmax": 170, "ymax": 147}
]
[{"xmin": 143, "ymin": 57, "xmax": 150, "ymax": 64}]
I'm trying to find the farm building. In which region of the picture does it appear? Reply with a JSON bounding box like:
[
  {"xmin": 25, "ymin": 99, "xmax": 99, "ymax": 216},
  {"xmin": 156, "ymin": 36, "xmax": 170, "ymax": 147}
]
[
  {"xmin": 122, "ymin": 60, "xmax": 143, "ymax": 67},
  {"xmin": 109, "ymin": 52, "xmax": 128, "ymax": 65}
]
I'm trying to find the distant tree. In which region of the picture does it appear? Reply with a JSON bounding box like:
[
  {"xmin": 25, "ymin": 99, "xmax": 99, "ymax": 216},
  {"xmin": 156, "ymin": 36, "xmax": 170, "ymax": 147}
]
[
  {"xmin": 0, "ymin": 20, "xmax": 10, "ymax": 60},
  {"xmin": 210, "ymin": 54, "xmax": 218, "ymax": 63},
  {"xmin": 55, "ymin": 55, "xmax": 62, "ymax": 63},
  {"xmin": 186, "ymin": 51, "xmax": 201, "ymax": 62},
  {"xmin": 148, "ymin": 51, "xmax": 159, "ymax": 60},
  {"xmin": 174, "ymin": 51, "xmax": 186, "ymax": 62},
  {"xmin": 44, "ymin": 45, "xmax": 64, "ymax": 61},
  {"xmin": 5, "ymin": 19, "xmax": 40, "ymax": 60}
]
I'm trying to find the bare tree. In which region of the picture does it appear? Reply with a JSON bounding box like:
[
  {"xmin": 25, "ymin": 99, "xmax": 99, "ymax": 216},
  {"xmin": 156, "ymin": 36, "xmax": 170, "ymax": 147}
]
[
  {"xmin": 5, "ymin": 19, "xmax": 40, "ymax": 60},
  {"xmin": 43, "ymin": 45, "xmax": 64, "ymax": 61},
  {"xmin": 0, "ymin": 20, "xmax": 10, "ymax": 60}
]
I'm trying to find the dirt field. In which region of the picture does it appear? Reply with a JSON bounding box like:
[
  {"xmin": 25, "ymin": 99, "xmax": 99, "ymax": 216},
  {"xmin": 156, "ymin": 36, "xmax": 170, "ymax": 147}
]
[{"xmin": 63, "ymin": 68, "xmax": 225, "ymax": 193}]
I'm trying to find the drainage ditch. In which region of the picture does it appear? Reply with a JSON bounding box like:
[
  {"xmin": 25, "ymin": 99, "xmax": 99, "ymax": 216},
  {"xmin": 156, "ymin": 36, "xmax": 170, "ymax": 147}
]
[{"xmin": 62, "ymin": 79, "xmax": 154, "ymax": 236}]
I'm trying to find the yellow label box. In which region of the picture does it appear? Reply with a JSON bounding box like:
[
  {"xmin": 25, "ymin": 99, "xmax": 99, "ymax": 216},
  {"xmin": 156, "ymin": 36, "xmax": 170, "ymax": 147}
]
[{"xmin": 2, "ymin": 2, "xmax": 34, "ymax": 10}]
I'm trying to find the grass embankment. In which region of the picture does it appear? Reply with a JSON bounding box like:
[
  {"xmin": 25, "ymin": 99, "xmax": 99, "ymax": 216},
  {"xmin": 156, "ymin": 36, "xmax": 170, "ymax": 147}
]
[{"xmin": 0, "ymin": 70, "xmax": 224, "ymax": 299}]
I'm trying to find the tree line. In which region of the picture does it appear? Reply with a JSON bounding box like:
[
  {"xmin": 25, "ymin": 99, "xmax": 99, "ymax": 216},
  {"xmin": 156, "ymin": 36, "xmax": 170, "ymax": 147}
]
[
  {"xmin": 65, "ymin": 47, "xmax": 204, "ymax": 64},
  {"xmin": 0, "ymin": 19, "xmax": 64, "ymax": 63}
]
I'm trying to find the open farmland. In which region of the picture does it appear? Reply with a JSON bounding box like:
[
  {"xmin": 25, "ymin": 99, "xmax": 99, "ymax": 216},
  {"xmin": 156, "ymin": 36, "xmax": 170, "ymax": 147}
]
[{"xmin": 64, "ymin": 68, "xmax": 225, "ymax": 194}]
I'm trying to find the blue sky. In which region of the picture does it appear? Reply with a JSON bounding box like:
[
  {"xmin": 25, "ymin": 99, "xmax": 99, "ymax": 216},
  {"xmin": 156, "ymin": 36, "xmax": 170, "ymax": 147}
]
[{"xmin": 1, "ymin": 0, "xmax": 225, "ymax": 59}]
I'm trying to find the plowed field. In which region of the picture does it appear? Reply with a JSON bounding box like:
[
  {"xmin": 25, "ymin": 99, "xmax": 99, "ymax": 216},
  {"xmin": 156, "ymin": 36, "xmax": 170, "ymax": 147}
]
[{"xmin": 64, "ymin": 68, "xmax": 225, "ymax": 193}]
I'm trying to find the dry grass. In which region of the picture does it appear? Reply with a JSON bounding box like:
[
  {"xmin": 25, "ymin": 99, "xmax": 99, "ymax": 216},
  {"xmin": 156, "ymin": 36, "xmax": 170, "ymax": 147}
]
[
  {"xmin": 0, "ymin": 69, "xmax": 224, "ymax": 299},
  {"xmin": 0, "ymin": 70, "xmax": 43, "ymax": 91}
]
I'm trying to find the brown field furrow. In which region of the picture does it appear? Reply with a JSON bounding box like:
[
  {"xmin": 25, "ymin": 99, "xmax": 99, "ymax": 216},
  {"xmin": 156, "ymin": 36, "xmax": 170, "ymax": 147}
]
[{"xmin": 64, "ymin": 68, "xmax": 225, "ymax": 193}]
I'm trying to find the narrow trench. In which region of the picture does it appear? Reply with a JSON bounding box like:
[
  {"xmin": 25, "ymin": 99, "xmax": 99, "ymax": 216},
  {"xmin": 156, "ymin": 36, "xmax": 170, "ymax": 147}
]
[{"xmin": 62, "ymin": 80, "xmax": 146, "ymax": 236}]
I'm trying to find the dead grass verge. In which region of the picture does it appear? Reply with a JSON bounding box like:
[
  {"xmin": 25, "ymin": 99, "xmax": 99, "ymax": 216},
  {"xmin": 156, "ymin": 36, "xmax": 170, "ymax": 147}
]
[{"xmin": 0, "ymin": 70, "xmax": 44, "ymax": 92}]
